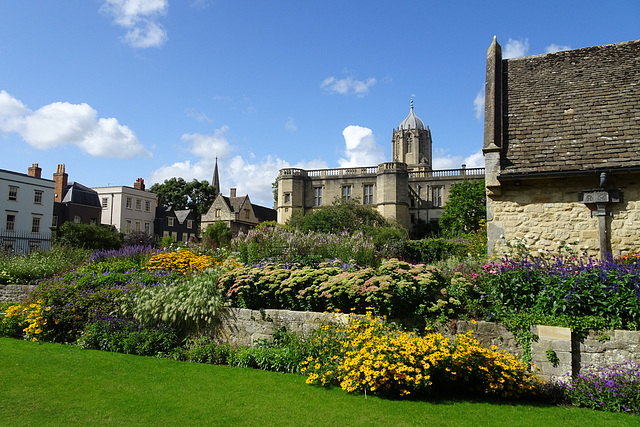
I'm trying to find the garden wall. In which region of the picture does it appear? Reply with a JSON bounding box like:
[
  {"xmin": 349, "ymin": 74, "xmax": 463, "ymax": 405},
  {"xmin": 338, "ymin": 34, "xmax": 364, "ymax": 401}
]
[
  {"xmin": 0, "ymin": 285, "xmax": 33, "ymax": 304},
  {"xmin": 212, "ymin": 307, "xmax": 640, "ymax": 379}
]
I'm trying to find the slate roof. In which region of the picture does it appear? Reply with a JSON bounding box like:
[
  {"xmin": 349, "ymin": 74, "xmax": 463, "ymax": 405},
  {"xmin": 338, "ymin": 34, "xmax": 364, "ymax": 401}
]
[
  {"xmin": 501, "ymin": 39, "xmax": 640, "ymax": 176},
  {"xmin": 60, "ymin": 182, "xmax": 101, "ymax": 207}
]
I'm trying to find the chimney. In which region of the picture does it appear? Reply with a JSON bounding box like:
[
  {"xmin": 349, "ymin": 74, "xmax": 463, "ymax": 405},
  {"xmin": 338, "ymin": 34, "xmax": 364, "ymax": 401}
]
[
  {"xmin": 230, "ymin": 187, "xmax": 237, "ymax": 197},
  {"xmin": 134, "ymin": 178, "xmax": 145, "ymax": 191},
  {"xmin": 28, "ymin": 163, "xmax": 42, "ymax": 178},
  {"xmin": 53, "ymin": 164, "xmax": 68, "ymax": 202}
]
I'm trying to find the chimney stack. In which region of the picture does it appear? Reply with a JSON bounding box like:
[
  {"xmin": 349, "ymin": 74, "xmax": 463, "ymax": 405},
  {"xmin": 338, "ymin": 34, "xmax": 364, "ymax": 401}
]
[
  {"xmin": 134, "ymin": 178, "xmax": 145, "ymax": 191},
  {"xmin": 28, "ymin": 163, "xmax": 42, "ymax": 178},
  {"xmin": 53, "ymin": 164, "xmax": 68, "ymax": 202},
  {"xmin": 230, "ymin": 187, "xmax": 237, "ymax": 197}
]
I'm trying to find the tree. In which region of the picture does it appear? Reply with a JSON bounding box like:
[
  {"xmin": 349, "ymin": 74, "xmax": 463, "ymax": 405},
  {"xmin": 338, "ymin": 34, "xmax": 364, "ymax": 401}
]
[
  {"xmin": 203, "ymin": 222, "xmax": 232, "ymax": 248},
  {"xmin": 288, "ymin": 199, "xmax": 391, "ymax": 234},
  {"xmin": 438, "ymin": 179, "xmax": 486, "ymax": 237},
  {"xmin": 150, "ymin": 178, "xmax": 217, "ymax": 218},
  {"xmin": 54, "ymin": 222, "xmax": 122, "ymax": 250}
]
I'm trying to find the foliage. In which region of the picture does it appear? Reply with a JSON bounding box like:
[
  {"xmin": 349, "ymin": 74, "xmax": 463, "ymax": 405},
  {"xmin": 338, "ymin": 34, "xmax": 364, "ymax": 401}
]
[
  {"xmin": 150, "ymin": 177, "xmax": 217, "ymax": 218},
  {"xmin": 203, "ymin": 222, "xmax": 232, "ymax": 248},
  {"xmin": 232, "ymin": 226, "xmax": 378, "ymax": 267},
  {"xmin": 405, "ymin": 238, "xmax": 469, "ymax": 264},
  {"xmin": 25, "ymin": 267, "xmax": 177, "ymax": 342},
  {"xmin": 145, "ymin": 249, "xmax": 215, "ymax": 273},
  {"xmin": 0, "ymin": 246, "xmax": 91, "ymax": 287},
  {"xmin": 483, "ymin": 254, "xmax": 640, "ymax": 330},
  {"xmin": 88, "ymin": 245, "xmax": 158, "ymax": 271},
  {"xmin": 301, "ymin": 312, "xmax": 539, "ymax": 398},
  {"xmin": 218, "ymin": 258, "xmax": 467, "ymax": 323},
  {"xmin": 438, "ymin": 179, "xmax": 486, "ymax": 237},
  {"xmin": 54, "ymin": 222, "xmax": 122, "ymax": 250},
  {"xmin": 123, "ymin": 231, "xmax": 156, "ymax": 247},
  {"xmin": 1, "ymin": 301, "xmax": 50, "ymax": 341},
  {"xmin": 77, "ymin": 315, "xmax": 179, "ymax": 356},
  {"xmin": 287, "ymin": 199, "xmax": 391, "ymax": 234},
  {"xmin": 127, "ymin": 269, "xmax": 227, "ymax": 338},
  {"xmin": 561, "ymin": 361, "xmax": 640, "ymax": 414}
]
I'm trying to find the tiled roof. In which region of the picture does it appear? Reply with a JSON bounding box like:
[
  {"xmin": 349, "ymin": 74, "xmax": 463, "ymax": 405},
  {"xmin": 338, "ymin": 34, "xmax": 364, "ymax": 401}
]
[{"xmin": 501, "ymin": 39, "xmax": 640, "ymax": 175}]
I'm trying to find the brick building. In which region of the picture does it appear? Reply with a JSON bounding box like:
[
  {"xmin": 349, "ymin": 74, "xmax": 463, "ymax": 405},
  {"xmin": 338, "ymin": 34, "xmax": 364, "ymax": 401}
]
[{"xmin": 483, "ymin": 38, "xmax": 640, "ymax": 258}]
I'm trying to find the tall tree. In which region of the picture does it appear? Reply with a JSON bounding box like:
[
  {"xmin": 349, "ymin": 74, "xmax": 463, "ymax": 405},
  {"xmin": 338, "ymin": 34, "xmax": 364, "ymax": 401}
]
[
  {"xmin": 150, "ymin": 178, "xmax": 217, "ymax": 218},
  {"xmin": 438, "ymin": 179, "xmax": 486, "ymax": 237}
]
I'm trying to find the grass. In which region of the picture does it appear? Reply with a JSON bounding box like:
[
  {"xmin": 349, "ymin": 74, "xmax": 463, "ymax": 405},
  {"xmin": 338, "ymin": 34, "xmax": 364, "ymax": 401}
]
[{"xmin": 0, "ymin": 338, "xmax": 637, "ymax": 426}]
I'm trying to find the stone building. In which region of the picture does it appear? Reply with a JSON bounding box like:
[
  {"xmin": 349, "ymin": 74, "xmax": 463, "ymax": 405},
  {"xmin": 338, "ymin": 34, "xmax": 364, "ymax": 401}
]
[
  {"xmin": 483, "ymin": 37, "xmax": 640, "ymax": 258},
  {"xmin": 277, "ymin": 103, "xmax": 484, "ymax": 233}
]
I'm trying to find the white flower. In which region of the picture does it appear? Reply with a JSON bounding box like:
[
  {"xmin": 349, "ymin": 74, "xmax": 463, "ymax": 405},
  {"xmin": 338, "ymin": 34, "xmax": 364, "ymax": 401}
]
[
  {"xmin": 499, "ymin": 234, "xmax": 504, "ymax": 239},
  {"xmin": 538, "ymin": 248, "xmax": 543, "ymax": 253},
  {"xmin": 556, "ymin": 241, "xmax": 561, "ymax": 245},
  {"xmin": 524, "ymin": 234, "xmax": 530, "ymax": 239},
  {"xmin": 576, "ymin": 238, "xmax": 580, "ymax": 242},
  {"xmin": 584, "ymin": 245, "xmax": 589, "ymax": 249},
  {"xmin": 525, "ymin": 244, "xmax": 530, "ymax": 248}
]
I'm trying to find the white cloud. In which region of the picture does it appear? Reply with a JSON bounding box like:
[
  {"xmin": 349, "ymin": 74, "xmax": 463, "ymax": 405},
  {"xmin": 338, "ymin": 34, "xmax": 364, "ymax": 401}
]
[
  {"xmin": 503, "ymin": 38, "xmax": 529, "ymax": 59},
  {"xmin": 182, "ymin": 126, "xmax": 234, "ymax": 160},
  {"xmin": 321, "ymin": 76, "xmax": 376, "ymax": 97},
  {"xmin": 285, "ymin": 117, "xmax": 297, "ymax": 132},
  {"xmin": 473, "ymin": 90, "xmax": 485, "ymax": 120},
  {"xmin": 432, "ymin": 149, "xmax": 484, "ymax": 170},
  {"xmin": 337, "ymin": 125, "xmax": 386, "ymax": 168},
  {"xmin": 545, "ymin": 43, "xmax": 571, "ymax": 54},
  {"xmin": 101, "ymin": 0, "xmax": 168, "ymax": 48},
  {"xmin": 0, "ymin": 90, "xmax": 151, "ymax": 158}
]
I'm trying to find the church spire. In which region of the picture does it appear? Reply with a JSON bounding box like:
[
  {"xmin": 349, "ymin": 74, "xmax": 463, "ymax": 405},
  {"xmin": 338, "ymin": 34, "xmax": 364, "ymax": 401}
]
[{"xmin": 212, "ymin": 157, "xmax": 220, "ymax": 197}]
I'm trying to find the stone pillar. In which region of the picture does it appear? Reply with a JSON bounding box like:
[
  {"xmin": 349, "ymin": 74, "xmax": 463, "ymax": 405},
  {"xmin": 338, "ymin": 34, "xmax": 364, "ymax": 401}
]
[{"xmin": 376, "ymin": 162, "xmax": 410, "ymax": 229}]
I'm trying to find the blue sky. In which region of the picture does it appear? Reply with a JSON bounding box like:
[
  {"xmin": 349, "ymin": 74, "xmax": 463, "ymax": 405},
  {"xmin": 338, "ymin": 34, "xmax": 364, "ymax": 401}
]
[{"xmin": 1, "ymin": 1, "xmax": 638, "ymax": 207}]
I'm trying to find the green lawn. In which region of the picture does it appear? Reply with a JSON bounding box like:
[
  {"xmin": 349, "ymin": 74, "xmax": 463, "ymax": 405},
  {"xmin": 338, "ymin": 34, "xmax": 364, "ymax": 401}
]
[{"xmin": 0, "ymin": 338, "xmax": 635, "ymax": 426}]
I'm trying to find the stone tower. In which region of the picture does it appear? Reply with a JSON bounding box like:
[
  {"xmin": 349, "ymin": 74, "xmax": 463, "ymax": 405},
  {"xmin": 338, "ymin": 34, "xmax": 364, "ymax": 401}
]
[{"xmin": 391, "ymin": 100, "xmax": 432, "ymax": 168}]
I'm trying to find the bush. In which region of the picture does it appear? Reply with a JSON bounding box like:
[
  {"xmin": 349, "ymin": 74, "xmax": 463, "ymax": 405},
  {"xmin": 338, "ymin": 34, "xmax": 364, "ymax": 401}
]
[
  {"xmin": 562, "ymin": 361, "xmax": 640, "ymax": 414},
  {"xmin": 0, "ymin": 301, "xmax": 50, "ymax": 341},
  {"xmin": 404, "ymin": 238, "xmax": 469, "ymax": 264},
  {"xmin": 0, "ymin": 247, "xmax": 91, "ymax": 287},
  {"xmin": 123, "ymin": 231, "xmax": 156, "ymax": 247},
  {"xmin": 203, "ymin": 222, "xmax": 232, "ymax": 248},
  {"xmin": 218, "ymin": 258, "xmax": 459, "ymax": 323},
  {"xmin": 77, "ymin": 315, "xmax": 180, "ymax": 356},
  {"xmin": 55, "ymin": 222, "xmax": 122, "ymax": 250},
  {"xmin": 232, "ymin": 227, "xmax": 378, "ymax": 267},
  {"xmin": 129, "ymin": 269, "xmax": 226, "ymax": 338},
  {"xmin": 25, "ymin": 268, "xmax": 178, "ymax": 342},
  {"xmin": 301, "ymin": 312, "xmax": 539, "ymax": 398}
]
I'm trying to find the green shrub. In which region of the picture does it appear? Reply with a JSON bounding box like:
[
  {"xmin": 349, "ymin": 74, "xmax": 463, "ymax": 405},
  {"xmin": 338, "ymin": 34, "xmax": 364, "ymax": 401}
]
[
  {"xmin": 0, "ymin": 247, "xmax": 91, "ymax": 286},
  {"xmin": 129, "ymin": 269, "xmax": 226, "ymax": 338},
  {"xmin": 77, "ymin": 316, "xmax": 180, "ymax": 356},
  {"xmin": 405, "ymin": 238, "xmax": 468, "ymax": 264},
  {"xmin": 203, "ymin": 222, "xmax": 232, "ymax": 248},
  {"xmin": 55, "ymin": 222, "xmax": 122, "ymax": 250}
]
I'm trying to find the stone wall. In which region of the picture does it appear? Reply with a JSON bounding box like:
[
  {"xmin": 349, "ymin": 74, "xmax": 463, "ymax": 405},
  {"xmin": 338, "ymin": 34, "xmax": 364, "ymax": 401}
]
[
  {"xmin": 210, "ymin": 308, "xmax": 640, "ymax": 379},
  {"xmin": 0, "ymin": 285, "xmax": 33, "ymax": 304},
  {"xmin": 486, "ymin": 173, "xmax": 640, "ymax": 257}
]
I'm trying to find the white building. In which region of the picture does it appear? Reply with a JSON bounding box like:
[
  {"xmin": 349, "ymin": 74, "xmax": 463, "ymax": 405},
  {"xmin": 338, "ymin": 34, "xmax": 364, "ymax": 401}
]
[
  {"xmin": 0, "ymin": 164, "xmax": 55, "ymax": 253},
  {"xmin": 93, "ymin": 179, "xmax": 156, "ymax": 235}
]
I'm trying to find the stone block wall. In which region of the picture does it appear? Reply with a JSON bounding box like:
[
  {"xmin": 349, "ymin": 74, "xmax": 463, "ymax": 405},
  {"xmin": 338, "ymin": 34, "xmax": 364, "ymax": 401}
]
[
  {"xmin": 486, "ymin": 173, "xmax": 640, "ymax": 257},
  {"xmin": 0, "ymin": 285, "xmax": 32, "ymax": 304}
]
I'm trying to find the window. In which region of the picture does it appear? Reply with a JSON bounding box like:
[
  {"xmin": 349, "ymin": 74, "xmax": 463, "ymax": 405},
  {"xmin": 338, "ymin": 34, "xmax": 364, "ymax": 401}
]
[
  {"xmin": 363, "ymin": 185, "xmax": 374, "ymax": 205},
  {"xmin": 244, "ymin": 209, "xmax": 250, "ymax": 219},
  {"xmin": 135, "ymin": 221, "xmax": 141, "ymax": 231},
  {"xmin": 73, "ymin": 215, "xmax": 81, "ymax": 224},
  {"xmin": 34, "ymin": 190, "xmax": 43, "ymax": 205},
  {"xmin": 314, "ymin": 187, "xmax": 322, "ymax": 206},
  {"xmin": 215, "ymin": 209, "xmax": 221, "ymax": 218},
  {"xmin": 125, "ymin": 220, "xmax": 132, "ymax": 232},
  {"xmin": 182, "ymin": 233, "xmax": 189, "ymax": 243},
  {"xmin": 8, "ymin": 186, "xmax": 18, "ymax": 201},
  {"xmin": 168, "ymin": 217, "xmax": 175, "ymax": 227},
  {"xmin": 31, "ymin": 216, "xmax": 41, "ymax": 233},
  {"xmin": 145, "ymin": 200, "xmax": 151, "ymax": 212},
  {"xmin": 102, "ymin": 197, "xmax": 108, "ymax": 208},
  {"xmin": 284, "ymin": 193, "xmax": 291, "ymax": 203},
  {"xmin": 163, "ymin": 230, "xmax": 170, "ymax": 238},
  {"xmin": 432, "ymin": 187, "xmax": 442, "ymax": 208},
  {"xmin": 144, "ymin": 222, "xmax": 150, "ymax": 233},
  {"xmin": 135, "ymin": 199, "xmax": 142, "ymax": 210},
  {"xmin": 125, "ymin": 197, "xmax": 132, "ymax": 209},
  {"xmin": 52, "ymin": 215, "xmax": 58, "ymax": 227},
  {"xmin": 6, "ymin": 214, "xmax": 16, "ymax": 232},
  {"xmin": 341, "ymin": 186, "xmax": 352, "ymax": 202},
  {"xmin": 187, "ymin": 220, "xmax": 193, "ymax": 229}
]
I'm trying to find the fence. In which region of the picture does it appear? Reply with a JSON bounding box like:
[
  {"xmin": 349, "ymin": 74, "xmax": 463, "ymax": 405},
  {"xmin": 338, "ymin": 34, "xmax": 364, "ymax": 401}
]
[{"xmin": 0, "ymin": 230, "xmax": 52, "ymax": 255}]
